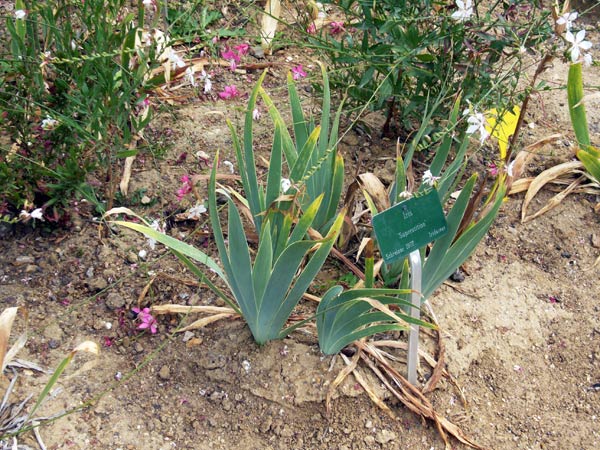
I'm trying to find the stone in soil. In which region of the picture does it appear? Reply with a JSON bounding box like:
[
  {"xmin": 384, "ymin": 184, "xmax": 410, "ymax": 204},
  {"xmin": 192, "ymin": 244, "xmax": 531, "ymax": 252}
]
[
  {"xmin": 158, "ymin": 365, "xmax": 171, "ymax": 380},
  {"xmin": 14, "ymin": 255, "xmax": 35, "ymax": 266},
  {"xmin": 105, "ymin": 292, "xmax": 126, "ymax": 310}
]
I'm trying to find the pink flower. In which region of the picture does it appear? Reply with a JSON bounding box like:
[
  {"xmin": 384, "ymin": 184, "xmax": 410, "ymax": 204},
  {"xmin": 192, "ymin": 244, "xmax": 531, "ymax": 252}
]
[
  {"xmin": 176, "ymin": 175, "xmax": 193, "ymax": 201},
  {"xmin": 307, "ymin": 23, "xmax": 317, "ymax": 34},
  {"xmin": 221, "ymin": 47, "xmax": 240, "ymax": 63},
  {"xmin": 222, "ymin": 47, "xmax": 241, "ymax": 71},
  {"xmin": 132, "ymin": 307, "xmax": 158, "ymax": 334},
  {"xmin": 218, "ymin": 85, "xmax": 240, "ymax": 100},
  {"xmin": 291, "ymin": 65, "xmax": 307, "ymax": 80},
  {"xmin": 330, "ymin": 21, "xmax": 345, "ymax": 35},
  {"xmin": 488, "ymin": 162, "xmax": 499, "ymax": 176},
  {"xmin": 234, "ymin": 43, "xmax": 250, "ymax": 56}
]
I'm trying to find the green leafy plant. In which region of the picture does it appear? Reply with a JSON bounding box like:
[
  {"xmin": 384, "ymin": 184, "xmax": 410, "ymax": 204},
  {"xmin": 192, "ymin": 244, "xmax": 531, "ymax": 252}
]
[
  {"xmin": 317, "ymin": 97, "xmax": 506, "ymax": 354},
  {"xmin": 306, "ymin": 0, "xmax": 553, "ymax": 135},
  {"xmin": 230, "ymin": 65, "xmax": 344, "ymax": 234},
  {"xmin": 568, "ymin": 62, "xmax": 600, "ymax": 184},
  {"xmin": 364, "ymin": 97, "xmax": 506, "ymax": 298},
  {"xmin": 165, "ymin": 1, "xmax": 244, "ymax": 45},
  {"xmin": 208, "ymin": 154, "xmax": 345, "ymax": 344},
  {"xmin": 1, "ymin": 0, "xmax": 158, "ymax": 219},
  {"xmin": 108, "ymin": 159, "xmax": 345, "ymax": 345}
]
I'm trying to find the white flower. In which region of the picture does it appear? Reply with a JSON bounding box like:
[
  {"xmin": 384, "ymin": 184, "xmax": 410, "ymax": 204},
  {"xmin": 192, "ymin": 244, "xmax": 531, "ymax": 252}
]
[
  {"xmin": 463, "ymin": 108, "xmax": 489, "ymax": 144},
  {"xmin": 399, "ymin": 191, "xmax": 413, "ymax": 200},
  {"xmin": 41, "ymin": 115, "xmax": 59, "ymax": 131},
  {"xmin": 200, "ymin": 70, "xmax": 212, "ymax": 93},
  {"xmin": 167, "ymin": 50, "xmax": 186, "ymax": 70},
  {"xmin": 142, "ymin": 0, "xmax": 154, "ymax": 9},
  {"xmin": 422, "ymin": 170, "xmax": 440, "ymax": 187},
  {"xmin": 281, "ymin": 178, "xmax": 292, "ymax": 193},
  {"xmin": 138, "ymin": 249, "xmax": 148, "ymax": 260},
  {"xmin": 148, "ymin": 219, "xmax": 165, "ymax": 250},
  {"xmin": 187, "ymin": 203, "xmax": 207, "ymax": 219},
  {"xmin": 222, "ymin": 160, "xmax": 234, "ymax": 174},
  {"xmin": 556, "ymin": 11, "xmax": 578, "ymax": 30},
  {"xmin": 19, "ymin": 208, "xmax": 44, "ymax": 221},
  {"xmin": 583, "ymin": 53, "xmax": 593, "ymax": 66},
  {"xmin": 14, "ymin": 10, "xmax": 26, "ymax": 20},
  {"xmin": 451, "ymin": 0, "xmax": 473, "ymax": 22},
  {"xmin": 565, "ymin": 30, "xmax": 593, "ymax": 63},
  {"xmin": 30, "ymin": 208, "xmax": 44, "ymax": 220},
  {"xmin": 185, "ymin": 67, "xmax": 197, "ymax": 87},
  {"xmin": 252, "ymin": 108, "xmax": 261, "ymax": 121},
  {"xmin": 506, "ymin": 160, "xmax": 515, "ymax": 177}
]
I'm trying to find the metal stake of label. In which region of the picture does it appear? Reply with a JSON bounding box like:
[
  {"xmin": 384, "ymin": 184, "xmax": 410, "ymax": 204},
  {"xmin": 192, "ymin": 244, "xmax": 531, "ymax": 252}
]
[{"xmin": 407, "ymin": 250, "xmax": 422, "ymax": 385}]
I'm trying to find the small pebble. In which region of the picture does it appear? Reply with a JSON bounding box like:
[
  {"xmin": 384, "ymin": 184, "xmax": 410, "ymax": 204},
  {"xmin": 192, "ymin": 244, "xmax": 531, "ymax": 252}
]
[
  {"xmin": 105, "ymin": 293, "xmax": 126, "ymax": 310},
  {"xmin": 89, "ymin": 278, "xmax": 108, "ymax": 291},
  {"xmin": 158, "ymin": 365, "xmax": 171, "ymax": 380},
  {"xmin": 14, "ymin": 256, "xmax": 35, "ymax": 266},
  {"xmin": 182, "ymin": 331, "xmax": 195, "ymax": 342},
  {"xmin": 375, "ymin": 429, "xmax": 397, "ymax": 444},
  {"xmin": 450, "ymin": 269, "xmax": 465, "ymax": 282}
]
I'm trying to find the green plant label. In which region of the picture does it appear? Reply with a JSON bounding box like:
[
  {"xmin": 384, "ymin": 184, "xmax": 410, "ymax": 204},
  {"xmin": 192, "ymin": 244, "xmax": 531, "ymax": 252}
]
[{"xmin": 372, "ymin": 190, "xmax": 448, "ymax": 264}]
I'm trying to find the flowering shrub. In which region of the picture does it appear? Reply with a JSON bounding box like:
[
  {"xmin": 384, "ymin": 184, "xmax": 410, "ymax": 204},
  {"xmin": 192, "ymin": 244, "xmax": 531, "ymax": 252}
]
[
  {"xmin": 0, "ymin": 0, "xmax": 162, "ymax": 221},
  {"xmin": 308, "ymin": 0, "xmax": 554, "ymax": 135}
]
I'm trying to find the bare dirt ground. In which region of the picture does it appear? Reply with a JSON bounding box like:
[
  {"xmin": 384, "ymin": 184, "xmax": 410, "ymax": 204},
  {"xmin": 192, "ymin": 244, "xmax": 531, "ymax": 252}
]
[{"xmin": 1, "ymin": 5, "xmax": 600, "ymax": 450}]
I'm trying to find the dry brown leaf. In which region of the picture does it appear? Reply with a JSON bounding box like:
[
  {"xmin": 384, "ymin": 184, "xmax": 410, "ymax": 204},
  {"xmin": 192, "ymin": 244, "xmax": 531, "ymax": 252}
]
[
  {"xmin": 326, "ymin": 349, "xmax": 361, "ymax": 415},
  {"xmin": 0, "ymin": 307, "xmax": 19, "ymax": 373},
  {"xmin": 302, "ymin": 292, "xmax": 322, "ymax": 303},
  {"xmin": 355, "ymin": 237, "xmax": 372, "ymax": 262},
  {"xmin": 370, "ymin": 340, "xmax": 468, "ymax": 408},
  {"xmin": 422, "ymin": 329, "xmax": 446, "ymax": 394},
  {"xmin": 521, "ymin": 161, "xmax": 584, "ymax": 222},
  {"xmin": 119, "ymin": 154, "xmax": 136, "ymax": 196},
  {"xmin": 151, "ymin": 304, "xmax": 237, "ymax": 315},
  {"xmin": 0, "ymin": 307, "xmax": 27, "ymax": 374},
  {"xmin": 360, "ymin": 298, "xmax": 411, "ymax": 327},
  {"xmin": 522, "ymin": 176, "xmax": 583, "ymax": 223},
  {"xmin": 358, "ymin": 173, "xmax": 390, "ymax": 212},
  {"xmin": 509, "ymin": 177, "xmax": 533, "ymax": 195},
  {"xmin": 511, "ymin": 134, "xmax": 562, "ymax": 181},
  {"xmin": 138, "ymin": 275, "xmax": 157, "ymax": 305},
  {"xmin": 360, "ymin": 342, "xmax": 488, "ymax": 449},
  {"xmin": 340, "ymin": 353, "xmax": 396, "ymax": 419},
  {"xmin": 176, "ymin": 313, "xmax": 236, "ymax": 333},
  {"xmin": 260, "ymin": 0, "xmax": 281, "ymax": 54}
]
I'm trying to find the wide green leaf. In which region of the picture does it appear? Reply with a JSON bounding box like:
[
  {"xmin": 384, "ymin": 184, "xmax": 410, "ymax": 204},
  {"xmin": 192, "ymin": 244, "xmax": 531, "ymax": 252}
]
[
  {"xmin": 567, "ymin": 63, "xmax": 590, "ymax": 148},
  {"xmin": 112, "ymin": 220, "xmax": 224, "ymax": 279},
  {"xmin": 253, "ymin": 222, "xmax": 274, "ymax": 311},
  {"xmin": 577, "ymin": 148, "xmax": 600, "ymax": 184},
  {"xmin": 423, "ymin": 184, "xmax": 506, "ymax": 298},
  {"xmin": 226, "ymin": 200, "xmax": 257, "ymax": 321},
  {"xmin": 287, "ymin": 72, "xmax": 309, "ymax": 153}
]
